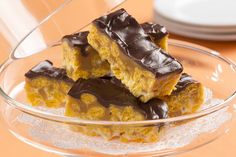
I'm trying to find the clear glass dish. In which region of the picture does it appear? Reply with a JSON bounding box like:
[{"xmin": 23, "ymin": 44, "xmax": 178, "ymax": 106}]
[
  {"xmin": 0, "ymin": 1, "xmax": 236, "ymax": 156},
  {"xmin": 0, "ymin": 38, "xmax": 236, "ymax": 157}
]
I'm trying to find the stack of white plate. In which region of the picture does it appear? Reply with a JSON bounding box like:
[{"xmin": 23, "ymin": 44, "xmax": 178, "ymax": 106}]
[{"xmin": 154, "ymin": 0, "xmax": 236, "ymax": 41}]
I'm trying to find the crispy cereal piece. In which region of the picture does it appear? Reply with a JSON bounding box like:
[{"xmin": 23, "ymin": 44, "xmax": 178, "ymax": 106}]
[
  {"xmin": 65, "ymin": 76, "xmax": 168, "ymax": 143},
  {"xmin": 88, "ymin": 9, "xmax": 183, "ymax": 102},
  {"xmin": 25, "ymin": 60, "xmax": 74, "ymax": 108},
  {"xmin": 62, "ymin": 31, "xmax": 110, "ymax": 81}
]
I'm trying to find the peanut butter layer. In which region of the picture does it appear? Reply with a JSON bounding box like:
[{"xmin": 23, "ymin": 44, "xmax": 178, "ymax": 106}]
[
  {"xmin": 25, "ymin": 60, "xmax": 74, "ymax": 108},
  {"xmin": 65, "ymin": 76, "xmax": 168, "ymax": 143},
  {"xmin": 162, "ymin": 73, "xmax": 204, "ymax": 117},
  {"xmin": 88, "ymin": 8, "xmax": 183, "ymax": 102},
  {"xmin": 62, "ymin": 31, "xmax": 110, "ymax": 81},
  {"xmin": 141, "ymin": 22, "xmax": 169, "ymax": 51}
]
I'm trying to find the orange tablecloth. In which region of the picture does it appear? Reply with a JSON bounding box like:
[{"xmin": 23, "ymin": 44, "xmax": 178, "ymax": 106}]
[{"xmin": 0, "ymin": 0, "xmax": 236, "ymax": 157}]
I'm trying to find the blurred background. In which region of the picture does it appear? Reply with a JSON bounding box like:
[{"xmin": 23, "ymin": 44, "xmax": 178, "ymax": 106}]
[{"xmin": 0, "ymin": 0, "xmax": 235, "ymax": 157}]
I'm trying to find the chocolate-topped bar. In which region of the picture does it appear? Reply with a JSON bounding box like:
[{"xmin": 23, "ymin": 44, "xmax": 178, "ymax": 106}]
[
  {"xmin": 141, "ymin": 22, "xmax": 169, "ymax": 51},
  {"xmin": 63, "ymin": 31, "xmax": 89, "ymax": 56},
  {"xmin": 88, "ymin": 8, "xmax": 183, "ymax": 102},
  {"xmin": 25, "ymin": 60, "xmax": 74, "ymax": 108},
  {"xmin": 62, "ymin": 31, "xmax": 110, "ymax": 81},
  {"xmin": 65, "ymin": 76, "xmax": 168, "ymax": 142},
  {"xmin": 67, "ymin": 77, "xmax": 168, "ymax": 120},
  {"xmin": 162, "ymin": 73, "xmax": 204, "ymax": 117},
  {"xmin": 173, "ymin": 73, "xmax": 199, "ymax": 94}
]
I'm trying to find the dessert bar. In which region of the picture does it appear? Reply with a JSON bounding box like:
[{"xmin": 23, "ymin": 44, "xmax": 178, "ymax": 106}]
[
  {"xmin": 65, "ymin": 76, "xmax": 168, "ymax": 142},
  {"xmin": 162, "ymin": 73, "xmax": 204, "ymax": 117},
  {"xmin": 62, "ymin": 31, "xmax": 110, "ymax": 81},
  {"xmin": 25, "ymin": 60, "xmax": 74, "ymax": 108},
  {"xmin": 88, "ymin": 8, "xmax": 183, "ymax": 102}
]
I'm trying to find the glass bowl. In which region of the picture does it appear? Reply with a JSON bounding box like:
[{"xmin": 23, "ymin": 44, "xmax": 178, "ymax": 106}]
[
  {"xmin": 0, "ymin": 1, "xmax": 236, "ymax": 156},
  {"xmin": 0, "ymin": 38, "xmax": 236, "ymax": 157}
]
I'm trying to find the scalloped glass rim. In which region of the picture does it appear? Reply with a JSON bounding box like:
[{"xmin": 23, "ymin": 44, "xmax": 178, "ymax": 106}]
[{"xmin": 0, "ymin": 39, "xmax": 236, "ymax": 125}]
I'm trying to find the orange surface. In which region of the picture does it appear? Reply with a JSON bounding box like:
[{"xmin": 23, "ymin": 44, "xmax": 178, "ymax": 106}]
[{"xmin": 0, "ymin": 0, "xmax": 236, "ymax": 157}]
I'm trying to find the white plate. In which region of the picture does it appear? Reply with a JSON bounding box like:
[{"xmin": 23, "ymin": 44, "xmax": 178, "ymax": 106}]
[
  {"xmin": 154, "ymin": 10, "xmax": 236, "ymax": 41},
  {"xmin": 160, "ymin": 22, "xmax": 236, "ymax": 41},
  {"xmin": 154, "ymin": 0, "xmax": 236, "ymax": 27},
  {"xmin": 154, "ymin": 10, "xmax": 236, "ymax": 34},
  {"xmin": 169, "ymin": 28, "xmax": 236, "ymax": 41}
]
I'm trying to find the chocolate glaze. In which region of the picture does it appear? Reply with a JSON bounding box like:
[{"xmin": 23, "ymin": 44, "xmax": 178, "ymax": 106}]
[
  {"xmin": 62, "ymin": 31, "xmax": 89, "ymax": 56},
  {"xmin": 141, "ymin": 22, "xmax": 168, "ymax": 41},
  {"xmin": 68, "ymin": 77, "xmax": 137, "ymax": 108},
  {"xmin": 68, "ymin": 76, "xmax": 168, "ymax": 120},
  {"xmin": 140, "ymin": 99, "xmax": 168, "ymax": 119},
  {"xmin": 92, "ymin": 8, "xmax": 183, "ymax": 77},
  {"xmin": 25, "ymin": 60, "xmax": 74, "ymax": 83},
  {"xmin": 173, "ymin": 73, "xmax": 198, "ymax": 94}
]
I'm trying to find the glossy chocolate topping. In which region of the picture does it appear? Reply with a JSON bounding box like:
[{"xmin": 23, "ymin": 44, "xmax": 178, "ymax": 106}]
[
  {"xmin": 92, "ymin": 8, "xmax": 183, "ymax": 77},
  {"xmin": 173, "ymin": 73, "xmax": 198, "ymax": 94},
  {"xmin": 140, "ymin": 99, "xmax": 168, "ymax": 120},
  {"xmin": 68, "ymin": 77, "xmax": 168, "ymax": 120},
  {"xmin": 25, "ymin": 60, "xmax": 74, "ymax": 83},
  {"xmin": 62, "ymin": 31, "xmax": 89, "ymax": 56},
  {"xmin": 68, "ymin": 77, "xmax": 138, "ymax": 108},
  {"xmin": 141, "ymin": 22, "xmax": 168, "ymax": 41}
]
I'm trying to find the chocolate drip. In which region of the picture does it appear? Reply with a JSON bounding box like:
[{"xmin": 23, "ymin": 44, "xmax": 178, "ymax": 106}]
[
  {"xmin": 68, "ymin": 77, "xmax": 168, "ymax": 120},
  {"xmin": 141, "ymin": 22, "xmax": 168, "ymax": 41},
  {"xmin": 92, "ymin": 8, "xmax": 182, "ymax": 77},
  {"xmin": 173, "ymin": 73, "xmax": 198, "ymax": 94},
  {"xmin": 62, "ymin": 31, "xmax": 89, "ymax": 56},
  {"xmin": 25, "ymin": 60, "xmax": 74, "ymax": 83}
]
